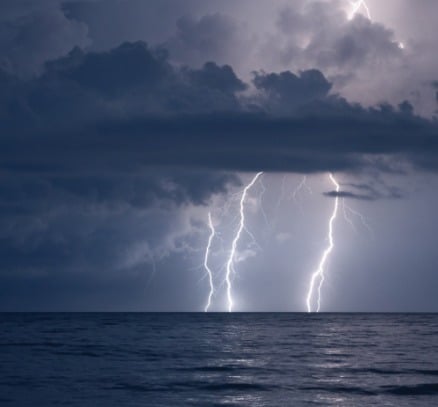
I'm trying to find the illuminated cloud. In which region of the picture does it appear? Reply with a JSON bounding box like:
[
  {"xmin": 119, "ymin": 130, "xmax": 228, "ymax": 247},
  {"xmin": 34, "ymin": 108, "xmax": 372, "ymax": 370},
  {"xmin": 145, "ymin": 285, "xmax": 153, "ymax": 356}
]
[{"xmin": 1, "ymin": 0, "xmax": 438, "ymax": 311}]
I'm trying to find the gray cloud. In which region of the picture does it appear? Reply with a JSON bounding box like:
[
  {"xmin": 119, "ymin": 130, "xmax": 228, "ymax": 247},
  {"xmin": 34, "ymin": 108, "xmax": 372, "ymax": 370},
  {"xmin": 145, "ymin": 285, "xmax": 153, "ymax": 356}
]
[
  {"xmin": 164, "ymin": 13, "xmax": 246, "ymax": 69},
  {"xmin": 4, "ymin": 0, "xmax": 437, "ymax": 114},
  {"xmin": 324, "ymin": 190, "xmax": 377, "ymax": 201},
  {"xmin": 1, "ymin": 41, "xmax": 437, "ymax": 177},
  {"xmin": 0, "ymin": 168, "xmax": 239, "ymax": 305},
  {"xmin": 272, "ymin": 1, "xmax": 401, "ymax": 70},
  {"xmin": 253, "ymin": 69, "xmax": 332, "ymax": 112},
  {"xmin": 323, "ymin": 188, "xmax": 403, "ymax": 201},
  {"xmin": 0, "ymin": 41, "xmax": 249, "ymax": 136},
  {"xmin": 340, "ymin": 181, "xmax": 404, "ymax": 201},
  {"xmin": 0, "ymin": 2, "xmax": 90, "ymax": 77}
]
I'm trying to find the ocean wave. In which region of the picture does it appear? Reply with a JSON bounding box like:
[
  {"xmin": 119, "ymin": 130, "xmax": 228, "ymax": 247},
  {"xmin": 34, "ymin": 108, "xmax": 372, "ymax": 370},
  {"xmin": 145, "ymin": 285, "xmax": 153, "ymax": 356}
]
[{"xmin": 382, "ymin": 383, "xmax": 438, "ymax": 395}]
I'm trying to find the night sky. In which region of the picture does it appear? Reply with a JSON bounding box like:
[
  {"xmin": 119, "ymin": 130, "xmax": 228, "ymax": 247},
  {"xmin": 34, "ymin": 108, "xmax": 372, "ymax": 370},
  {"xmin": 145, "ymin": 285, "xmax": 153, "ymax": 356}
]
[{"xmin": 1, "ymin": 0, "xmax": 438, "ymax": 311}]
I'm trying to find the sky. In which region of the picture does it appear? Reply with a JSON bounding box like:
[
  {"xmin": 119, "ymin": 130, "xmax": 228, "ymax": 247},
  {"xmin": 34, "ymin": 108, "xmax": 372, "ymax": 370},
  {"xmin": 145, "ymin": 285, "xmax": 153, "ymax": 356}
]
[{"xmin": 0, "ymin": 0, "xmax": 438, "ymax": 312}]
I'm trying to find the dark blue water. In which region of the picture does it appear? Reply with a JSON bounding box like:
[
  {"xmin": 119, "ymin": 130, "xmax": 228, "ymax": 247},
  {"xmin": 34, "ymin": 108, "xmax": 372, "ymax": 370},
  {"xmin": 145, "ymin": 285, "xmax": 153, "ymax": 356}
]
[{"xmin": 1, "ymin": 314, "xmax": 438, "ymax": 406}]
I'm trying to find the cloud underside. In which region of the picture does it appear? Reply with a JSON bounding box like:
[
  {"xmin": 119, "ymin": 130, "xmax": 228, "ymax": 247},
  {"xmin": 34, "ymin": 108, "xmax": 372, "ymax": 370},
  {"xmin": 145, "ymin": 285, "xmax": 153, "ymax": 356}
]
[
  {"xmin": 0, "ymin": 41, "xmax": 437, "ymax": 176},
  {"xmin": 2, "ymin": 114, "xmax": 437, "ymax": 174}
]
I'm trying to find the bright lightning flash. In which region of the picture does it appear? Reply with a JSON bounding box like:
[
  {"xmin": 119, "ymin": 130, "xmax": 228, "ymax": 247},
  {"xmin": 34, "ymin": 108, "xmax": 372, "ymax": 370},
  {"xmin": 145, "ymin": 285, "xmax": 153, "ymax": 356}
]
[
  {"xmin": 348, "ymin": 0, "xmax": 371, "ymax": 20},
  {"xmin": 203, "ymin": 212, "xmax": 216, "ymax": 312},
  {"xmin": 348, "ymin": 2, "xmax": 406, "ymax": 51},
  {"xmin": 225, "ymin": 172, "xmax": 263, "ymax": 312},
  {"xmin": 306, "ymin": 174, "xmax": 340, "ymax": 313}
]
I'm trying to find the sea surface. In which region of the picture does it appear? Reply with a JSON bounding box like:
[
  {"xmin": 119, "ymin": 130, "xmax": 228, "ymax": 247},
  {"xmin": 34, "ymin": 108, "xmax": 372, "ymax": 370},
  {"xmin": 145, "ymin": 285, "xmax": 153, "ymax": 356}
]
[{"xmin": 0, "ymin": 313, "xmax": 437, "ymax": 406}]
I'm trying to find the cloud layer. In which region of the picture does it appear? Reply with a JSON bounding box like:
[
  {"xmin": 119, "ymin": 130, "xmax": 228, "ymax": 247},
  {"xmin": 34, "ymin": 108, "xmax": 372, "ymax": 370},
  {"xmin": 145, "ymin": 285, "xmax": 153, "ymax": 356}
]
[
  {"xmin": 2, "ymin": 0, "xmax": 438, "ymax": 310},
  {"xmin": 1, "ymin": 40, "xmax": 437, "ymax": 177}
]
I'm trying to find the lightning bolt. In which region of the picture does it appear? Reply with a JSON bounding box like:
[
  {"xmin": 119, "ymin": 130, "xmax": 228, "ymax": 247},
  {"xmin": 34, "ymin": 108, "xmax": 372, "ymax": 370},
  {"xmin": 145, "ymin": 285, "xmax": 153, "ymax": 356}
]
[
  {"xmin": 306, "ymin": 173, "xmax": 340, "ymax": 313},
  {"xmin": 203, "ymin": 212, "xmax": 216, "ymax": 312},
  {"xmin": 291, "ymin": 176, "xmax": 312, "ymax": 204},
  {"xmin": 342, "ymin": 198, "xmax": 357, "ymax": 233},
  {"xmin": 348, "ymin": 0, "xmax": 371, "ymax": 20},
  {"xmin": 274, "ymin": 176, "xmax": 288, "ymax": 214},
  {"xmin": 258, "ymin": 175, "xmax": 271, "ymax": 229},
  {"xmin": 342, "ymin": 199, "xmax": 374, "ymax": 238},
  {"xmin": 225, "ymin": 172, "xmax": 263, "ymax": 312},
  {"xmin": 348, "ymin": 1, "xmax": 405, "ymax": 50}
]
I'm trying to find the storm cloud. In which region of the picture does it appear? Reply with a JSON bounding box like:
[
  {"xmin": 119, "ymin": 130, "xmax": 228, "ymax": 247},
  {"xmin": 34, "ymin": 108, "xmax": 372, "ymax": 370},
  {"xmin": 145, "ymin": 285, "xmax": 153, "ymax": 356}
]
[
  {"xmin": 0, "ymin": 0, "xmax": 90, "ymax": 77},
  {"xmin": 1, "ymin": 40, "xmax": 437, "ymax": 177},
  {"xmin": 1, "ymin": 0, "xmax": 438, "ymax": 311}
]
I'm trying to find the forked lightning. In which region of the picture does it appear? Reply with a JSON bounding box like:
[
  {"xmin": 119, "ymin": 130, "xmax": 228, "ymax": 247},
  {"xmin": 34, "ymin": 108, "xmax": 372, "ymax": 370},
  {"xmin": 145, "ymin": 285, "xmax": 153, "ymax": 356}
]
[
  {"xmin": 225, "ymin": 172, "xmax": 264, "ymax": 312},
  {"xmin": 306, "ymin": 174, "xmax": 340, "ymax": 313},
  {"xmin": 203, "ymin": 212, "xmax": 216, "ymax": 312},
  {"xmin": 348, "ymin": 0, "xmax": 371, "ymax": 20}
]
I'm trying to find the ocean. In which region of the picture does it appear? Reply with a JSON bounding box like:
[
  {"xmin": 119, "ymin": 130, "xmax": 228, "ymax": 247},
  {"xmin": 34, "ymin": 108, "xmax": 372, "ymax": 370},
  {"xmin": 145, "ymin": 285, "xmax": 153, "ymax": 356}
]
[{"xmin": 1, "ymin": 313, "xmax": 437, "ymax": 406}]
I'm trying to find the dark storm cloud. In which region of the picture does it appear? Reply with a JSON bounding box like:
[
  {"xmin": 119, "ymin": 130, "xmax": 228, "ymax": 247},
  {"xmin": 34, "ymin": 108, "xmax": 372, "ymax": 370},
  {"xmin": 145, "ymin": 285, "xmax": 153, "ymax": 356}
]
[
  {"xmin": 0, "ymin": 41, "xmax": 246, "ymax": 298},
  {"xmin": 0, "ymin": 168, "xmax": 234, "ymax": 304},
  {"xmin": 253, "ymin": 69, "xmax": 332, "ymax": 112},
  {"xmin": 0, "ymin": 171, "xmax": 239, "ymax": 214},
  {"xmin": 1, "ymin": 40, "xmax": 437, "ymax": 177},
  {"xmin": 19, "ymin": 108, "xmax": 433, "ymax": 174},
  {"xmin": 32, "ymin": 41, "xmax": 244, "ymax": 117},
  {"xmin": 0, "ymin": 39, "xmax": 434, "ymax": 292},
  {"xmin": 0, "ymin": 188, "xmax": 203, "ymax": 310},
  {"xmin": 0, "ymin": 1, "xmax": 90, "ymax": 77},
  {"xmin": 323, "ymin": 190, "xmax": 383, "ymax": 201},
  {"xmin": 340, "ymin": 181, "xmax": 404, "ymax": 201}
]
